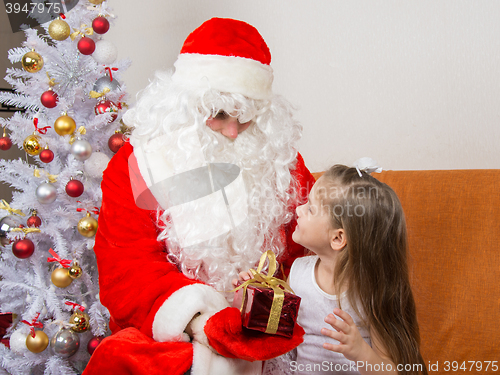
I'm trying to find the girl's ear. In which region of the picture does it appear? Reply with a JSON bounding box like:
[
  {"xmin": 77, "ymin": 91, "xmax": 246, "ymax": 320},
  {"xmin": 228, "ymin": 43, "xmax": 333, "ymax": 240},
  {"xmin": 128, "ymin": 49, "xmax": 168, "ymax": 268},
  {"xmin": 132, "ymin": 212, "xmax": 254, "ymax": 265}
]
[{"xmin": 329, "ymin": 228, "xmax": 347, "ymax": 251}]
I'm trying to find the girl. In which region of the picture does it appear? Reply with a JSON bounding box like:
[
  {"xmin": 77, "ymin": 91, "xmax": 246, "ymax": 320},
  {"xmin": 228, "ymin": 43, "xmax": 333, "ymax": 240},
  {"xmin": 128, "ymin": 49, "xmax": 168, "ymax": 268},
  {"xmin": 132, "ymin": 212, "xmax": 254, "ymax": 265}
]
[{"xmin": 243, "ymin": 165, "xmax": 427, "ymax": 374}]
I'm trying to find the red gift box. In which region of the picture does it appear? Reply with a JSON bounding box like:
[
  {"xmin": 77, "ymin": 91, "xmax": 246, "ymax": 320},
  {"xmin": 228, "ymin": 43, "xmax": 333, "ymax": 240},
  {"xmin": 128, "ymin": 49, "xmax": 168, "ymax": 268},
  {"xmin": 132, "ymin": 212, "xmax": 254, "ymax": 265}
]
[
  {"xmin": 0, "ymin": 313, "xmax": 13, "ymax": 348},
  {"xmin": 232, "ymin": 250, "xmax": 301, "ymax": 338},
  {"xmin": 233, "ymin": 283, "xmax": 301, "ymax": 338}
]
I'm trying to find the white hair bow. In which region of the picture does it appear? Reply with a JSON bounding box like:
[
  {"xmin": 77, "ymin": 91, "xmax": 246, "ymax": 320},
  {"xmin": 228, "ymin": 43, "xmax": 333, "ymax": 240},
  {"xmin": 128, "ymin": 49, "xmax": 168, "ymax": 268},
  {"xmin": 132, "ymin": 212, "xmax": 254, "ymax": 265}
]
[{"xmin": 353, "ymin": 157, "xmax": 382, "ymax": 177}]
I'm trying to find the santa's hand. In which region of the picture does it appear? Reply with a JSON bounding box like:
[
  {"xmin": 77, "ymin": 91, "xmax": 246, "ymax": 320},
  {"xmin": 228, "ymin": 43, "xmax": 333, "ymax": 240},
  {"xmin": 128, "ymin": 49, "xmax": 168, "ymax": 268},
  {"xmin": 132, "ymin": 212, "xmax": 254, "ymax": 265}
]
[
  {"xmin": 152, "ymin": 284, "xmax": 229, "ymax": 346},
  {"xmin": 231, "ymin": 270, "xmax": 253, "ymax": 287},
  {"xmin": 204, "ymin": 306, "xmax": 305, "ymax": 361}
]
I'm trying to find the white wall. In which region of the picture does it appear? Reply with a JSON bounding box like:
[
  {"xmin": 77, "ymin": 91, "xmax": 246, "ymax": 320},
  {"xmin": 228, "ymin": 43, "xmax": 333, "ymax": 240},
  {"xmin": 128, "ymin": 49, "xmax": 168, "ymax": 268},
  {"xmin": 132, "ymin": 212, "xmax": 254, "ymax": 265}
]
[{"xmin": 107, "ymin": 0, "xmax": 500, "ymax": 172}]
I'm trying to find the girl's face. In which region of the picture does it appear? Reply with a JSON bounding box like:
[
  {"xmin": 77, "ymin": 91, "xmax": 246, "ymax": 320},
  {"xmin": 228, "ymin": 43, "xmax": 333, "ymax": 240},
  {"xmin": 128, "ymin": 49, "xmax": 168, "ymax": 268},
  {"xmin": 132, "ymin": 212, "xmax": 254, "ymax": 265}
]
[
  {"xmin": 292, "ymin": 179, "xmax": 335, "ymax": 254},
  {"xmin": 206, "ymin": 110, "xmax": 253, "ymax": 139}
]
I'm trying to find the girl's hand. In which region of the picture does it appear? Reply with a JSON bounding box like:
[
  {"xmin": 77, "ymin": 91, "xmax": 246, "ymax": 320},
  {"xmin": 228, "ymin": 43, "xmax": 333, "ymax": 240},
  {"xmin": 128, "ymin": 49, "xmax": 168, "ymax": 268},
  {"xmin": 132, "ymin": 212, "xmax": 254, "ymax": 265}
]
[
  {"xmin": 321, "ymin": 308, "xmax": 370, "ymax": 362},
  {"xmin": 231, "ymin": 270, "xmax": 253, "ymax": 287}
]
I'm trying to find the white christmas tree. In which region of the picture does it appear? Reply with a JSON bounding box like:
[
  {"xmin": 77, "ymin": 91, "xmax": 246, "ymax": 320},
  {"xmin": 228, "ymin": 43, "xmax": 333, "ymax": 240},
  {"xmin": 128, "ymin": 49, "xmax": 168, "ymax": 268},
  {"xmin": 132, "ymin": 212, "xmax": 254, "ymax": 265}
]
[{"xmin": 0, "ymin": 0, "xmax": 131, "ymax": 373}]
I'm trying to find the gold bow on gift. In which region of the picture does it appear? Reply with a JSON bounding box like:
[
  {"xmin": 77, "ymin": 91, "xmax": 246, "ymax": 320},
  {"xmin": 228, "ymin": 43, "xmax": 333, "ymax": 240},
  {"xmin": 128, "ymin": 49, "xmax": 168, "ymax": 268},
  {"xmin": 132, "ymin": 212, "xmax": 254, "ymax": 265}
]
[
  {"xmin": 233, "ymin": 250, "xmax": 295, "ymax": 335},
  {"xmin": 0, "ymin": 199, "xmax": 25, "ymax": 216},
  {"xmin": 70, "ymin": 25, "xmax": 94, "ymax": 41}
]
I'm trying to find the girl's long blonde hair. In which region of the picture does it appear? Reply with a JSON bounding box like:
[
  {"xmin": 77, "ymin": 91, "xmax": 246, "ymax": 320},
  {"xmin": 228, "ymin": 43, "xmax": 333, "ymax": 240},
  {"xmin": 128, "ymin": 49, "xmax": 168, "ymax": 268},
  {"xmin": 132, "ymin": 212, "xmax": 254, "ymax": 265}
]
[{"xmin": 320, "ymin": 165, "xmax": 427, "ymax": 375}]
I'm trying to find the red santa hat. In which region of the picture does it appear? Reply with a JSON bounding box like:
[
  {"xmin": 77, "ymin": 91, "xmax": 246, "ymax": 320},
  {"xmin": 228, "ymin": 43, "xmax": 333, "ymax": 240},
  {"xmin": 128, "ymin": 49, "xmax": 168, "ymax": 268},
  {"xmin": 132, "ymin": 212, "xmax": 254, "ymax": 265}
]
[{"xmin": 171, "ymin": 18, "xmax": 274, "ymax": 100}]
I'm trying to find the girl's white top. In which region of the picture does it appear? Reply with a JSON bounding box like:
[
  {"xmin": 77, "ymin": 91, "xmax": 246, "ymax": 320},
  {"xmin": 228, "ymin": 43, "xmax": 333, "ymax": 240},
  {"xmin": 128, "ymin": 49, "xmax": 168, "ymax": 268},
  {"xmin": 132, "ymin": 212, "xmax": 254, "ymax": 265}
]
[{"xmin": 287, "ymin": 255, "xmax": 372, "ymax": 374}]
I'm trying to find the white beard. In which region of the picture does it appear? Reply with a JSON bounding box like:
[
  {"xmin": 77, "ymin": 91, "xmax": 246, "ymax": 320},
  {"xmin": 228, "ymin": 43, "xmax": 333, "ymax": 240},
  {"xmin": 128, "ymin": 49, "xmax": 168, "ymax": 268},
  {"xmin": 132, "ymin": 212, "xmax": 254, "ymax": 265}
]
[
  {"xmin": 126, "ymin": 78, "xmax": 302, "ymax": 297},
  {"xmin": 157, "ymin": 124, "xmax": 297, "ymax": 297}
]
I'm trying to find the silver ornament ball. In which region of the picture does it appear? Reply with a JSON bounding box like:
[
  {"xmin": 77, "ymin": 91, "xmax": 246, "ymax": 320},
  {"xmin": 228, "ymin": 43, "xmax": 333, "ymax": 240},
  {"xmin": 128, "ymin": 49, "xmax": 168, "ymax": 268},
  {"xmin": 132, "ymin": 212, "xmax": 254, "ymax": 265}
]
[
  {"xmin": 0, "ymin": 215, "xmax": 24, "ymax": 245},
  {"xmin": 50, "ymin": 328, "xmax": 80, "ymax": 358},
  {"xmin": 36, "ymin": 183, "xmax": 57, "ymax": 204},
  {"xmin": 71, "ymin": 139, "xmax": 93, "ymax": 161},
  {"xmin": 93, "ymin": 75, "xmax": 120, "ymax": 93},
  {"xmin": 83, "ymin": 151, "xmax": 110, "ymax": 179}
]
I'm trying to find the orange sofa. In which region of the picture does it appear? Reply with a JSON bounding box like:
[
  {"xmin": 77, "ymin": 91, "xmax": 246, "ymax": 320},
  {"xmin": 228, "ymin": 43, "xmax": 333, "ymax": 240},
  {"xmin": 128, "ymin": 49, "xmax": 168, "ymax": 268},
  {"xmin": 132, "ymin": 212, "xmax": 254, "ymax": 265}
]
[{"xmin": 312, "ymin": 169, "xmax": 500, "ymax": 375}]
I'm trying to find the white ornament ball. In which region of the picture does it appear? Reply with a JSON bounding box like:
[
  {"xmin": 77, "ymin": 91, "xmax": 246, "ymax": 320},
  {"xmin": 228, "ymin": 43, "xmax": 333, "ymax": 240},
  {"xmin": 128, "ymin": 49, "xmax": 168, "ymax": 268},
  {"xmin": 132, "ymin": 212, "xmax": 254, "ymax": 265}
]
[
  {"xmin": 92, "ymin": 40, "xmax": 118, "ymax": 65},
  {"xmin": 10, "ymin": 329, "xmax": 30, "ymax": 355},
  {"xmin": 36, "ymin": 182, "xmax": 57, "ymax": 204},
  {"xmin": 84, "ymin": 152, "xmax": 110, "ymax": 179},
  {"xmin": 71, "ymin": 139, "xmax": 93, "ymax": 161}
]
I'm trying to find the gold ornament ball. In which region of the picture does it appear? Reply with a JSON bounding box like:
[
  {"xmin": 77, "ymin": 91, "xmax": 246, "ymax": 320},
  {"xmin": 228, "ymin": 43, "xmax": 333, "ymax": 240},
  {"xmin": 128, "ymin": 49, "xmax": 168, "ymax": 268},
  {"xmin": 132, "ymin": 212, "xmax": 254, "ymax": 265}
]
[
  {"xmin": 88, "ymin": 0, "xmax": 105, "ymax": 4},
  {"xmin": 69, "ymin": 262, "xmax": 83, "ymax": 279},
  {"xmin": 23, "ymin": 134, "xmax": 42, "ymax": 156},
  {"xmin": 22, "ymin": 51, "xmax": 44, "ymax": 73},
  {"xmin": 77, "ymin": 213, "xmax": 98, "ymax": 238},
  {"xmin": 51, "ymin": 267, "xmax": 73, "ymax": 288},
  {"xmin": 26, "ymin": 330, "xmax": 49, "ymax": 353},
  {"xmin": 69, "ymin": 311, "xmax": 90, "ymax": 333},
  {"xmin": 49, "ymin": 19, "xmax": 71, "ymax": 41},
  {"xmin": 54, "ymin": 115, "xmax": 76, "ymax": 136}
]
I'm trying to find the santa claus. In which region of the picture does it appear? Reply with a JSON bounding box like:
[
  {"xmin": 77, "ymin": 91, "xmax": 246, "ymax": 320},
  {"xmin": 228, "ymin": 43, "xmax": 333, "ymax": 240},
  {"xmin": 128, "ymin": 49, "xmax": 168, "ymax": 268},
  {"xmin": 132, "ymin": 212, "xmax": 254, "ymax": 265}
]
[{"xmin": 83, "ymin": 18, "xmax": 316, "ymax": 375}]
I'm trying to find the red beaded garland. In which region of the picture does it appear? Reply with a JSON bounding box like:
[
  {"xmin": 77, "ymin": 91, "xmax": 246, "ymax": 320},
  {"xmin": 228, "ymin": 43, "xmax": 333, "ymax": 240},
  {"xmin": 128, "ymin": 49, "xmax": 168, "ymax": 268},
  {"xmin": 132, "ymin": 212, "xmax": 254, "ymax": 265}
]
[
  {"xmin": 0, "ymin": 136, "xmax": 12, "ymax": 151},
  {"xmin": 108, "ymin": 133, "xmax": 125, "ymax": 153},
  {"xmin": 65, "ymin": 179, "xmax": 84, "ymax": 198},
  {"xmin": 39, "ymin": 149, "xmax": 54, "ymax": 163},
  {"xmin": 12, "ymin": 238, "xmax": 35, "ymax": 259},
  {"xmin": 40, "ymin": 90, "xmax": 58, "ymax": 108},
  {"xmin": 77, "ymin": 36, "xmax": 96, "ymax": 55},
  {"xmin": 92, "ymin": 16, "xmax": 110, "ymax": 34}
]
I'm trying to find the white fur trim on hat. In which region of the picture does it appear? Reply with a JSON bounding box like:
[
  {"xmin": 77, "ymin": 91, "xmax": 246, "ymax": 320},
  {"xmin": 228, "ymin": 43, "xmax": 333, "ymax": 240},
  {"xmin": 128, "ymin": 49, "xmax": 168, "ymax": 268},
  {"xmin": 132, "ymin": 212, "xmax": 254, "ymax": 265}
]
[
  {"xmin": 172, "ymin": 53, "xmax": 273, "ymax": 100},
  {"xmin": 152, "ymin": 283, "xmax": 229, "ymax": 343}
]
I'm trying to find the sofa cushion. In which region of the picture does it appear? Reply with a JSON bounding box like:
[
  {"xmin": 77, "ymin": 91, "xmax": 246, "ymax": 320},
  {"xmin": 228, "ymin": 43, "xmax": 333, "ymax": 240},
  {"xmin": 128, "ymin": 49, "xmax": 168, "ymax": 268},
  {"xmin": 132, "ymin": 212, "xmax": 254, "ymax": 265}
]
[{"xmin": 313, "ymin": 169, "xmax": 500, "ymax": 371}]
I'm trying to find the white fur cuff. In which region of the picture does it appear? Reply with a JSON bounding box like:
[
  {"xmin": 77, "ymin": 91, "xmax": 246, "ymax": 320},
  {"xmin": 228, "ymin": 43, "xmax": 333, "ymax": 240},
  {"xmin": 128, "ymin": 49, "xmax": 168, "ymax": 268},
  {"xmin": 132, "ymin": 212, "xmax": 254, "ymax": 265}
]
[
  {"xmin": 152, "ymin": 284, "xmax": 229, "ymax": 343},
  {"xmin": 192, "ymin": 342, "xmax": 262, "ymax": 375}
]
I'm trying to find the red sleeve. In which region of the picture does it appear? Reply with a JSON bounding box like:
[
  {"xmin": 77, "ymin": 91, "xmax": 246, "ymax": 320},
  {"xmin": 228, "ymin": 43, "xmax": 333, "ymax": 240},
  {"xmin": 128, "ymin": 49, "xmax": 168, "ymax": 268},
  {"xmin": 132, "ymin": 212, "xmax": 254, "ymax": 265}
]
[
  {"xmin": 279, "ymin": 152, "xmax": 316, "ymax": 276},
  {"xmin": 94, "ymin": 142, "xmax": 201, "ymax": 338}
]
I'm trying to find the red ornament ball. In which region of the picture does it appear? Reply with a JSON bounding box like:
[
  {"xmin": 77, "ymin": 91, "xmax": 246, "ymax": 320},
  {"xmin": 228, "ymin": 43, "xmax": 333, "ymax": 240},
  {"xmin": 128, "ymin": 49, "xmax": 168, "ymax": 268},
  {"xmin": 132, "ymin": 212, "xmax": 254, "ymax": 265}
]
[
  {"xmin": 12, "ymin": 238, "xmax": 35, "ymax": 259},
  {"xmin": 92, "ymin": 16, "xmax": 110, "ymax": 34},
  {"xmin": 108, "ymin": 133, "xmax": 125, "ymax": 153},
  {"xmin": 27, "ymin": 214, "xmax": 42, "ymax": 228},
  {"xmin": 65, "ymin": 179, "xmax": 84, "ymax": 198},
  {"xmin": 95, "ymin": 100, "xmax": 119, "ymax": 123},
  {"xmin": 0, "ymin": 136, "xmax": 12, "ymax": 151},
  {"xmin": 87, "ymin": 336, "xmax": 104, "ymax": 355},
  {"xmin": 40, "ymin": 90, "xmax": 58, "ymax": 108},
  {"xmin": 77, "ymin": 36, "xmax": 96, "ymax": 55},
  {"xmin": 39, "ymin": 149, "xmax": 54, "ymax": 163}
]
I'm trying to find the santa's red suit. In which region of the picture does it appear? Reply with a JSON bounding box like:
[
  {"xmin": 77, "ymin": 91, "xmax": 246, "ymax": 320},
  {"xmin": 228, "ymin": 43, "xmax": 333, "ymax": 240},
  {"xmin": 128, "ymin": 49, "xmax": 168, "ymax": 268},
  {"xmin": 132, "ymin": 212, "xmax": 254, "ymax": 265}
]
[
  {"xmin": 82, "ymin": 143, "xmax": 315, "ymax": 375},
  {"xmin": 83, "ymin": 18, "xmax": 316, "ymax": 375}
]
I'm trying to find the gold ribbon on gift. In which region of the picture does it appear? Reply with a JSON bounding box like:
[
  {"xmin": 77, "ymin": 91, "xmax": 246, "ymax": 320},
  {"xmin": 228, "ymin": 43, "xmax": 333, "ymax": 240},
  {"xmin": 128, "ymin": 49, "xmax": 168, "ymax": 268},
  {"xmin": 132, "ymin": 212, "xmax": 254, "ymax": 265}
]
[
  {"xmin": 0, "ymin": 199, "xmax": 25, "ymax": 216},
  {"xmin": 231, "ymin": 250, "xmax": 295, "ymax": 335},
  {"xmin": 89, "ymin": 87, "xmax": 110, "ymax": 99},
  {"xmin": 70, "ymin": 25, "xmax": 94, "ymax": 41},
  {"xmin": 34, "ymin": 169, "xmax": 58, "ymax": 183}
]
